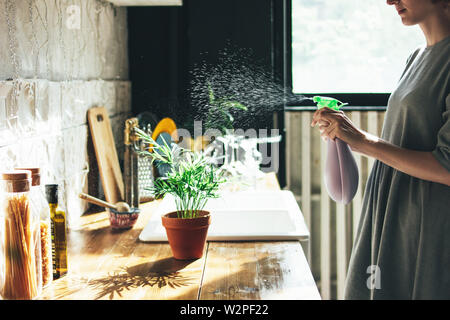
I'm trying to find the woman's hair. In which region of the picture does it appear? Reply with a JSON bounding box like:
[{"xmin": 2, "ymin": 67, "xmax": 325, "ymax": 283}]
[{"xmin": 432, "ymin": 0, "xmax": 450, "ymax": 8}]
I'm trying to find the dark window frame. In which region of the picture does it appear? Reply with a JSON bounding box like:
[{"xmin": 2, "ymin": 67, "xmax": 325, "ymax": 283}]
[
  {"xmin": 283, "ymin": 0, "xmax": 390, "ymax": 111},
  {"xmin": 274, "ymin": 0, "xmax": 388, "ymax": 186}
]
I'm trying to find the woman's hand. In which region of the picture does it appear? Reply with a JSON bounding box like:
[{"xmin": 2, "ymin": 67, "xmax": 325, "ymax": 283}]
[
  {"xmin": 310, "ymin": 107, "xmax": 366, "ymax": 152},
  {"xmin": 310, "ymin": 107, "xmax": 450, "ymax": 186}
]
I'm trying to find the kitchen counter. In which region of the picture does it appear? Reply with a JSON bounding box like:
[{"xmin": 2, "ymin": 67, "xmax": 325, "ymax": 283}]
[{"xmin": 40, "ymin": 173, "xmax": 321, "ymax": 300}]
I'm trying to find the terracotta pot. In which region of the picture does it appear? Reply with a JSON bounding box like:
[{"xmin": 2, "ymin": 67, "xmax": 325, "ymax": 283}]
[{"xmin": 161, "ymin": 210, "xmax": 211, "ymax": 260}]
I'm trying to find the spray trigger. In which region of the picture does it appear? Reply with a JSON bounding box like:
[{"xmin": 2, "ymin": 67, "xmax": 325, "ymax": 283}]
[{"xmin": 312, "ymin": 96, "xmax": 348, "ymax": 111}]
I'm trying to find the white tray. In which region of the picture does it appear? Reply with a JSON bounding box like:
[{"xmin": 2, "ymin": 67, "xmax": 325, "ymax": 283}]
[{"xmin": 138, "ymin": 190, "xmax": 309, "ymax": 242}]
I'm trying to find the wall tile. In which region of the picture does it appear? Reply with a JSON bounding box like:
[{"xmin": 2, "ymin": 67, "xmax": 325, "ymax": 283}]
[
  {"xmin": 0, "ymin": 0, "xmax": 128, "ymax": 81},
  {"xmin": 116, "ymin": 81, "xmax": 132, "ymax": 115},
  {"xmin": 62, "ymin": 124, "xmax": 90, "ymax": 223},
  {"xmin": 0, "ymin": 82, "xmax": 14, "ymax": 147}
]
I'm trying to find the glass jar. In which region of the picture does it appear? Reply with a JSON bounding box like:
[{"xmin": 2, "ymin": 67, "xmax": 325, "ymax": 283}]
[
  {"xmin": 0, "ymin": 171, "xmax": 42, "ymax": 300},
  {"xmin": 16, "ymin": 167, "xmax": 53, "ymax": 288}
]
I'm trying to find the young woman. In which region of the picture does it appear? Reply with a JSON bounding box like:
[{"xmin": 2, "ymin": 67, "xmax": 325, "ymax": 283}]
[{"xmin": 311, "ymin": 0, "xmax": 450, "ymax": 299}]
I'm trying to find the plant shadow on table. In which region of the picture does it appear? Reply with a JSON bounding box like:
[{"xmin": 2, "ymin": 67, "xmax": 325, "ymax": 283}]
[{"xmin": 88, "ymin": 257, "xmax": 196, "ymax": 299}]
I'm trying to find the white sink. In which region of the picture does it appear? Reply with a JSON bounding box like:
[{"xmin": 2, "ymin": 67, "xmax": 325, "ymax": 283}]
[{"xmin": 139, "ymin": 190, "xmax": 309, "ymax": 242}]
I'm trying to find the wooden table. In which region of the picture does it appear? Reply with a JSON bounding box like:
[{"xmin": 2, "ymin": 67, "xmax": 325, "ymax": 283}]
[{"xmin": 40, "ymin": 173, "xmax": 321, "ymax": 300}]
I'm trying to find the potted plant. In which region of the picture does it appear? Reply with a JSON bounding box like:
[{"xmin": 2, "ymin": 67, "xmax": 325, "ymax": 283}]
[{"xmin": 134, "ymin": 127, "xmax": 225, "ymax": 260}]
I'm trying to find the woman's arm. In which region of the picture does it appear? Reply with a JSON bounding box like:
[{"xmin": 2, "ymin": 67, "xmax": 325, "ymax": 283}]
[{"xmin": 311, "ymin": 107, "xmax": 450, "ymax": 187}]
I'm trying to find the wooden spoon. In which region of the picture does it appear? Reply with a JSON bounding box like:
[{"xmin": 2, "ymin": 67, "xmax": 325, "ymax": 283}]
[{"xmin": 79, "ymin": 193, "xmax": 131, "ymax": 212}]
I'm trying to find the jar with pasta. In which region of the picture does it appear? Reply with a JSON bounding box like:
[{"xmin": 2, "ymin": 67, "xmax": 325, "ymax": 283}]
[
  {"xmin": 0, "ymin": 171, "xmax": 42, "ymax": 300},
  {"xmin": 16, "ymin": 167, "xmax": 52, "ymax": 288}
]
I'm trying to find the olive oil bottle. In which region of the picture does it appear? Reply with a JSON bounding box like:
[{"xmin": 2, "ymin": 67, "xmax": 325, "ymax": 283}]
[{"xmin": 45, "ymin": 184, "xmax": 68, "ymax": 279}]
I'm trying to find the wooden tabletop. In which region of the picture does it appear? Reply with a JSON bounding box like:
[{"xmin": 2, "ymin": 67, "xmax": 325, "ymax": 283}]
[{"xmin": 40, "ymin": 173, "xmax": 321, "ymax": 300}]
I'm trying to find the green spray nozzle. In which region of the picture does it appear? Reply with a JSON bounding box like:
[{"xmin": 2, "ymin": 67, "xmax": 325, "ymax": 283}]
[{"xmin": 312, "ymin": 96, "xmax": 348, "ymax": 111}]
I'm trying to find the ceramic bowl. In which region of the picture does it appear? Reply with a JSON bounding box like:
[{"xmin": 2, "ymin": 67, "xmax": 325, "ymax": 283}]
[{"xmin": 107, "ymin": 207, "xmax": 140, "ymax": 229}]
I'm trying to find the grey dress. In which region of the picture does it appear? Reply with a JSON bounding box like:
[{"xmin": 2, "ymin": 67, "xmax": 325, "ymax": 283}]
[{"xmin": 344, "ymin": 36, "xmax": 450, "ymax": 300}]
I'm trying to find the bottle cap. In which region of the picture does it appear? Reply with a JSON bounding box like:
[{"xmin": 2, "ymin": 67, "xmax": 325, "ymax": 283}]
[
  {"xmin": 15, "ymin": 167, "xmax": 41, "ymax": 186},
  {"xmin": 45, "ymin": 184, "xmax": 59, "ymax": 204},
  {"xmin": 1, "ymin": 170, "xmax": 31, "ymax": 192}
]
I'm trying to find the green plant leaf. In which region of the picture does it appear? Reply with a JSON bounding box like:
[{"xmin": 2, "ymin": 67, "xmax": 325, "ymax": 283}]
[
  {"xmin": 220, "ymin": 100, "xmax": 248, "ymax": 111},
  {"xmin": 208, "ymin": 83, "xmax": 215, "ymax": 104}
]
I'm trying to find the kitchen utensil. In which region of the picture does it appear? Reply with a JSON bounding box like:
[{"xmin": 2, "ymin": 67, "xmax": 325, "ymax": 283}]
[
  {"xmin": 151, "ymin": 117, "xmax": 178, "ymax": 146},
  {"xmin": 78, "ymin": 192, "xmax": 131, "ymax": 212},
  {"xmin": 87, "ymin": 106, "xmax": 124, "ymax": 205},
  {"xmin": 79, "ymin": 192, "xmax": 139, "ymax": 229},
  {"xmin": 135, "ymin": 112, "xmax": 159, "ymax": 202},
  {"xmin": 151, "ymin": 117, "xmax": 178, "ymax": 178}
]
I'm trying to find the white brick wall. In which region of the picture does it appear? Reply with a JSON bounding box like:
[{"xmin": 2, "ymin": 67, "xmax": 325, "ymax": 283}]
[
  {"xmin": 0, "ymin": 0, "xmax": 132, "ymax": 227},
  {"xmin": 0, "ymin": 0, "xmax": 128, "ymax": 81},
  {"xmin": 0, "ymin": 80, "xmax": 131, "ymax": 227}
]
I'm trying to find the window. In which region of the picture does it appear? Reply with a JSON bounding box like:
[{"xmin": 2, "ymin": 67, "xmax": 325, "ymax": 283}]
[{"xmin": 291, "ymin": 0, "xmax": 424, "ymax": 95}]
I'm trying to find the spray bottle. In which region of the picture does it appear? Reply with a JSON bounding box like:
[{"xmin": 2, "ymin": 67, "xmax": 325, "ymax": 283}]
[{"xmin": 313, "ymin": 96, "xmax": 359, "ymax": 204}]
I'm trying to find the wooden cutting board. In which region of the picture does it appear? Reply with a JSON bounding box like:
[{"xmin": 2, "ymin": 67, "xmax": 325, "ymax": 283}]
[{"xmin": 87, "ymin": 106, "xmax": 124, "ymax": 204}]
